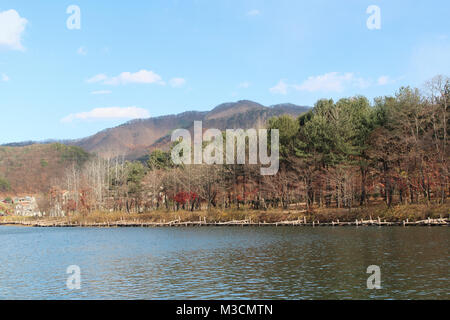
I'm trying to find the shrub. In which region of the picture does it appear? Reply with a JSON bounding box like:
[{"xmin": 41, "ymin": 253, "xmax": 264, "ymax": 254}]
[{"xmin": 53, "ymin": 143, "xmax": 90, "ymax": 165}]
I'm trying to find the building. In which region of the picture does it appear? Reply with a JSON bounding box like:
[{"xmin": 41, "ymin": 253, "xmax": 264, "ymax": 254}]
[{"xmin": 13, "ymin": 196, "xmax": 43, "ymax": 217}]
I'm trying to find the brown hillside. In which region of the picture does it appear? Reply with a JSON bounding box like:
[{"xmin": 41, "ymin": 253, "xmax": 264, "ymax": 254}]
[
  {"xmin": 69, "ymin": 100, "xmax": 309, "ymax": 160},
  {"xmin": 0, "ymin": 100, "xmax": 309, "ymax": 195},
  {"xmin": 0, "ymin": 144, "xmax": 90, "ymax": 196}
]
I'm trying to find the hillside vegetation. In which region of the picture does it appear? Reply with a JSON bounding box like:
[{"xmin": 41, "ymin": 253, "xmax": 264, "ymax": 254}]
[
  {"xmin": 26, "ymin": 76, "xmax": 448, "ymax": 221},
  {"xmin": 68, "ymin": 100, "xmax": 309, "ymax": 159},
  {"xmin": 0, "ymin": 143, "xmax": 90, "ymax": 195}
]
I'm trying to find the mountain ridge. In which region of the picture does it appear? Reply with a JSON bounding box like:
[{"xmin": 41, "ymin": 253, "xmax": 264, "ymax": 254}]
[{"xmin": 3, "ymin": 100, "xmax": 310, "ymax": 160}]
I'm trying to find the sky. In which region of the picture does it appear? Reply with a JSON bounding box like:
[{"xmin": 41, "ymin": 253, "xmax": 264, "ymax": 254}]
[{"xmin": 0, "ymin": 0, "xmax": 449, "ymax": 144}]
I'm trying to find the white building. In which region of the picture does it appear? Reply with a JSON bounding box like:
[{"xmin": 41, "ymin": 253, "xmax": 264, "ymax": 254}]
[{"xmin": 13, "ymin": 196, "xmax": 43, "ymax": 217}]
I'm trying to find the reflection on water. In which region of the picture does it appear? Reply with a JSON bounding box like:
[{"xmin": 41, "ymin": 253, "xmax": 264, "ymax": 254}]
[{"xmin": 0, "ymin": 226, "xmax": 448, "ymax": 299}]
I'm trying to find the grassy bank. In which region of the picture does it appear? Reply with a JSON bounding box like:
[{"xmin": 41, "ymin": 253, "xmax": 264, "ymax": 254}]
[
  {"xmin": 1, "ymin": 202, "xmax": 448, "ymax": 226},
  {"xmin": 311, "ymin": 202, "xmax": 450, "ymax": 223}
]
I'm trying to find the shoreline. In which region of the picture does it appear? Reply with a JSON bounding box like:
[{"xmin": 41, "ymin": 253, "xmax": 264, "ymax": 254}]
[
  {"xmin": 2, "ymin": 203, "xmax": 449, "ymax": 228},
  {"xmin": 1, "ymin": 217, "xmax": 448, "ymax": 228}
]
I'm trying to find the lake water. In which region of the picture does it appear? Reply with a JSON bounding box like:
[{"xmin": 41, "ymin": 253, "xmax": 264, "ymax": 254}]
[{"xmin": 0, "ymin": 226, "xmax": 448, "ymax": 299}]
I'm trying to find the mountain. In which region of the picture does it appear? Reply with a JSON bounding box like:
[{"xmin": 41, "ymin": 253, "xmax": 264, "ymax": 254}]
[
  {"xmin": 0, "ymin": 100, "xmax": 309, "ymax": 195},
  {"xmin": 67, "ymin": 100, "xmax": 310, "ymax": 160},
  {"xmin": 1, "ymin": 139, "xmax": 71, "ymax": 147}
]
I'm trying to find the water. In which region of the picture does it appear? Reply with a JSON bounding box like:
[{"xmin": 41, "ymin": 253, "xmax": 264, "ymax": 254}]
[{"xmin": 0, "ymin": 226, "xmax": 448, "ymax": 299}]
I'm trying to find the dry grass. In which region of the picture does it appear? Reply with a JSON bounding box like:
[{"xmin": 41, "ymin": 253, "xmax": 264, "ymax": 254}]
[
  {"xmin": 58, "ymin": 209, "xmax": 304, "ymax": 224},
  {"xmin": 312, "ymin": 202, "xmax": 450, "ymax": 222},
  {"xmin": 1, "ymin": 202, "xmax": 448, "ymax": 225}
]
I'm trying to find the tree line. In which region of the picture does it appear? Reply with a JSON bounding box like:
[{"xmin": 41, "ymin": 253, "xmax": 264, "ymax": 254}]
[{"xmin": 48, "ymin": 76, "xmax": 449, "ymax": 215}]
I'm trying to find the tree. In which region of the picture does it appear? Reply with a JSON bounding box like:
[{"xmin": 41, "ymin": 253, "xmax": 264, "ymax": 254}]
[
  {"xmin": 186, "ymin": 164, "xmax": 223, "ymax": 210},
  {"xmin": 268, "ymin": 115, "xmax": 299, "ymax": 160},
  {"xmin": 125, "ymin": 161, "xmax": 146, "ymax": 213},
  {"xmin": 295, "ymin": 99, "xmax": 353, "ymax": 207},
  {"xmin": 0, "ymin": 176, "xmax": 11, "ymax": 192},
  {"xmin": 148, "ymin": 149, "xmax": 172, "ymax": 170},
  {"xmin": 44, "ymin": 75, "xmax": 449, "ymax": 215},
  {"xmin": 336, "ymin": 96, "xmax": 374, "ymax": 205},
  {"xmin": 425, "ymin": 75, "xmax": 449, "ymax": 203}
]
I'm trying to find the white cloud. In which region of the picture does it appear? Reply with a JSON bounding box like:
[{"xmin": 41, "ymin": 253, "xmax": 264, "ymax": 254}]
[
  {"xmin": 86, "ymin": 74, "xmax": 108, "ymax": 84},
  {"xmin": 0, "ymin": 9, "xmax": 28, "ymax": 51},
  {"xmin": 269, "ymin": 80, "xmax": 289, "ymax": 95},
  {"xmin": 247, "ymin": 9, "xmax": 260, "ymax": 16},
  {"xmin": 1, "ymin": 73, "xmax": 9, "ymax": 82},
  {"xmin": 87, "ymin": 70, "xmax": 165, "ymax": 86},
  {"xmin": 91, "ymin": 90, "xmax": 112, "ymax": 95},
  {"xmin": 86, "ymin": 70, "xmax": 192, "ymax": 88},
  {"xmin": 104, "ymin": 70, "xmax": 165, "ymax": 86},
  {"xmin": 62, "ymin": 106, "xmax": 150, "ymax": 122},
  {"xmin": 169, "ymin": 77, "xmax": 186, "ymax": 88},
  {"xmin": 238, "ymin": 82, "xmax": 251, "ymax": 88},
  {"xmin": 77, "ymin": 46, "xmax": 87, "ymax": 56},
  {"xmin": 377, "ymin": 75, "xmax": 390, "ymax": 85},
  {"xmin": 355, "ymin": 77, "xmax": 371, "ymax": 89},
  {"xmin": 271, "ymin": 73, "xmax": 381, "ymax": 94},
  {"xmin": 295, "ymin": 72, "xmax": 356, "ymax": 92}
]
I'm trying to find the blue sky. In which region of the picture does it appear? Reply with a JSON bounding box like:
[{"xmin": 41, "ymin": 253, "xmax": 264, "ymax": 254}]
[{"xmin": 0, "ymin": 0, "xmax": 449, "ymax": 144}]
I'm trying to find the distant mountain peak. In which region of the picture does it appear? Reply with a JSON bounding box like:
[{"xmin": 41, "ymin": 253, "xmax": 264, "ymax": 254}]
[{"xmin": 206, "ymin": 100, "xmax": 266, "ymax": 120}]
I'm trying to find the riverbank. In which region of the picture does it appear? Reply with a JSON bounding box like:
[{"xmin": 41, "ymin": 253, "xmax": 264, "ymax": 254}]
[
  {"xmin": 1, "ymin": 203, "xmax": 448, "ymax": 227},
  {"xmin": 1, "ymin": 217, "xmax": 448, "ymax": 228}
]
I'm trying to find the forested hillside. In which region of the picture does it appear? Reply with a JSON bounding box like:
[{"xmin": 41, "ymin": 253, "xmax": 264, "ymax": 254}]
[
  {"xmin": 0, "ymin": 144, "xmax": 90, "ymax": 195},
  {"xmin": 67, "ymin": 100, "xmax": 309, "ymax": 159},
  {"xmin": 44, "ymin": 76, "xmax": 448, "ymax": 217}
]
